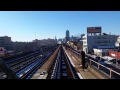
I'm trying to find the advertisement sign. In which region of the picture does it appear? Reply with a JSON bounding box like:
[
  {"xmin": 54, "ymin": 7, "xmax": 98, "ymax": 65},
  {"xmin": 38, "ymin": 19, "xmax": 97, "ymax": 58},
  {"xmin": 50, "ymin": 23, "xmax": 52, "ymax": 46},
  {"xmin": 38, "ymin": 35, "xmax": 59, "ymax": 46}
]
[{"xmin": 87, "ymin": 27, "xmax": 102, "ymax": 33}]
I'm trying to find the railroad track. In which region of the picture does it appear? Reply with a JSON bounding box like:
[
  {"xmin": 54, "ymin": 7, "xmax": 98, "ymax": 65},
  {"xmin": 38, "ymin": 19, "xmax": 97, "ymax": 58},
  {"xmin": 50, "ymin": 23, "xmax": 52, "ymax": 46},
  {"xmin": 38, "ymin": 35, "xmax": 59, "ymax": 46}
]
[
  {"xmin": 14, "ymin": 51, "xmax": 54, "ymax": 79},
  {"xmin": 0, "ymin": 45, "xmax": 58, "ymax": 79},
  {"xmin": 47, "ymin": 46, "xmax": 80, "ymax": 79},
  {"xmin": 19, "ymin": 52, "xmax": 53, "ymax": 79}
]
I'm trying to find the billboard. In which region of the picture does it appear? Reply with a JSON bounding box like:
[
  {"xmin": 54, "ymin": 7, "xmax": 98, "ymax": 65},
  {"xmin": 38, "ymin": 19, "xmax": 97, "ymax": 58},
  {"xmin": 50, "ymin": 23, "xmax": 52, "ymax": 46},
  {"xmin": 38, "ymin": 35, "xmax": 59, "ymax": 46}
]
[{"xmin": 87, "ymin": 27, "xmax": 102, "ymax": 33}]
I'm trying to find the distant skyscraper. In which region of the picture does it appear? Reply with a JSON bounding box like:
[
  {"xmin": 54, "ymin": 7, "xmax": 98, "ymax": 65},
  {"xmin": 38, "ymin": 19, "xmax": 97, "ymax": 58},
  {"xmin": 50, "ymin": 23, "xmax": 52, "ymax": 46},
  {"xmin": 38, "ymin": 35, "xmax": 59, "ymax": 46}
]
[
  {"xmin": 66, "ymin": 30, "xmax": 70, "ymax": 38},
  {"xmin": 66, "ymin": 30, "xmax": 70, "ymax": 42}
]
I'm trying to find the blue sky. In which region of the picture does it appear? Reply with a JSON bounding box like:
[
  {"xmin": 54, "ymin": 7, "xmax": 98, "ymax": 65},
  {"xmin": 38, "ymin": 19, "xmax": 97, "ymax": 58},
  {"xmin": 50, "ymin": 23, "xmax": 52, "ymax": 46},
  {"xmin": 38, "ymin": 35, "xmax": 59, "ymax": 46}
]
[{"xmin": 0, "ymin": 11, "xmax": 120, "ymax": 42}]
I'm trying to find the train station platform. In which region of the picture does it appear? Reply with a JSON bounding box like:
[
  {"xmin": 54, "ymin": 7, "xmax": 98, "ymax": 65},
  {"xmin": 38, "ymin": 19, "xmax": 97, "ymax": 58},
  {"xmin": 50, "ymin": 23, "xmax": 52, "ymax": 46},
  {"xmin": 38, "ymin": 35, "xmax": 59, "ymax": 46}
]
[{"xmin": 63, "ymin": 46, "xmax": 109, "ymax": 79}]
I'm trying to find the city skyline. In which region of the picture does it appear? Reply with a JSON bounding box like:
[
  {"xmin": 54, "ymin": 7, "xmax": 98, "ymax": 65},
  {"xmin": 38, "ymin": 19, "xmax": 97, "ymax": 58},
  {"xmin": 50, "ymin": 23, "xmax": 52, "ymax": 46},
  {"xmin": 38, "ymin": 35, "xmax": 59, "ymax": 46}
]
[{"xmin": 0, "ymin": 11, "xmax": 120, "ymax": 41}]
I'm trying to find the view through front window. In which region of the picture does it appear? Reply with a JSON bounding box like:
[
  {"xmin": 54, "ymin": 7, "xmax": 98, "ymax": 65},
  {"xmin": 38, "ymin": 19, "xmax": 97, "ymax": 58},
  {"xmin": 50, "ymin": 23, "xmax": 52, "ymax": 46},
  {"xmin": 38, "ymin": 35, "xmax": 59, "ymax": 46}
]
[{"xmin": 0, "ymin": 11, "xmax": 120, "ymax": 79}]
